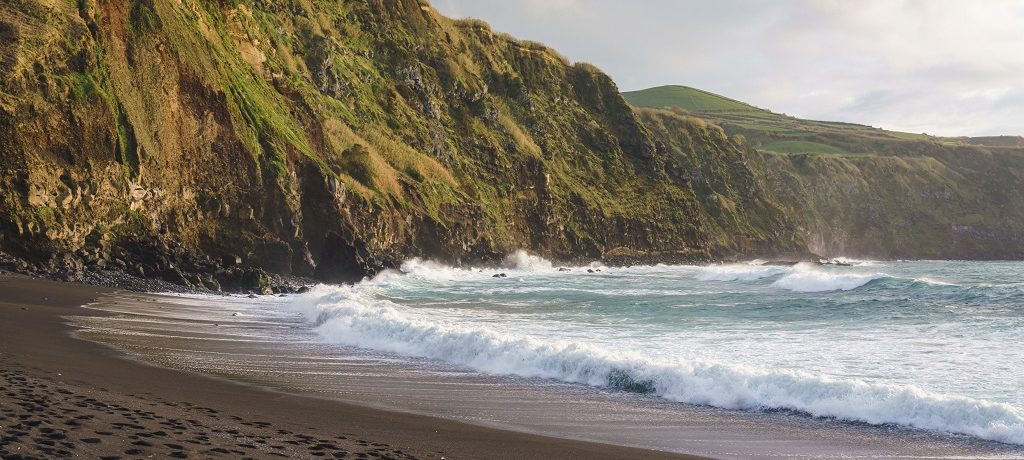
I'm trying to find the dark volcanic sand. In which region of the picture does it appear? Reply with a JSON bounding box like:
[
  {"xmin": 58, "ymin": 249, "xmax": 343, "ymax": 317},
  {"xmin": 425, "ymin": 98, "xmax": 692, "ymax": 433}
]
[{"xmin": 0, "ymin": 271, "xmax": 698, "ymax": 459}]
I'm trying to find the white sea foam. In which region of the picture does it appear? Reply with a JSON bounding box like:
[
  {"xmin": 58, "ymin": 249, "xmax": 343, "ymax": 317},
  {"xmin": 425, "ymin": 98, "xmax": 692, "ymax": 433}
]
[
  {"xmin": 291, "ymin": 284, "xmax": 1024, "ymax": 445},
  {"xmin": 913, "ymin": 277, "xmax": 957, "ymax": 286},
  {"xmin": 387, "ymin": 250, "xmax": 558, "ymax": 283},
  {"xmin": 822, "ymin": 257, "xmax": 880, "ymax": 267},
  {"xmin": 502, "ymin": 250, "xmax": 554, "ymax": 271},
  {"xmin": 391, "ymin": 258, "xmax": 473, "ymax": 282},
  {"xmin": 771, "ymin": 263, "xmax": 886, "ymax": 292},
  {"xmin": 693, "ymin": 263, "xmax": 788, "ymax": 281}
]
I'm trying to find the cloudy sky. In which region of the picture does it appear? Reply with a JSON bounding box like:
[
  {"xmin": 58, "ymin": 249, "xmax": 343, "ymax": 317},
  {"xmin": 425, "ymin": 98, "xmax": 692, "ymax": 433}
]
[{"xmin": 433, "ymin": 0, "xmax": 1024, "ymax": 137}]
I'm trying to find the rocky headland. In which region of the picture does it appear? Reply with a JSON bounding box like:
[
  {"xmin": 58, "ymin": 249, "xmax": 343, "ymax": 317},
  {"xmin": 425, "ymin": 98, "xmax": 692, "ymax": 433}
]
[{"xmin": 2, "ymin": 0, "xmax": 1021, "ymax": 293}]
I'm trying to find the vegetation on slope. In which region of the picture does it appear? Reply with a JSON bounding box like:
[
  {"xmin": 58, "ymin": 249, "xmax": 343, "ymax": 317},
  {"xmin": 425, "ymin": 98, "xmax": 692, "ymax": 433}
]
[
  {"xmin": 2, "ymin": 0, "xmax": 1020, "ymax": 290},
  {"xmin": 0, "ymin": 0, "xmax": 809, "ymax": 287},
  {"xmin": 623, "ymin": 87, "xmax": 1024, "ymax": 258},
  {"xmin": 622, "ymin": 85, "xmax": 1022, "ymax": 156},
  {"xmin": 755, "ymin": 147, "xmax": 1024, "ymax": 259}
]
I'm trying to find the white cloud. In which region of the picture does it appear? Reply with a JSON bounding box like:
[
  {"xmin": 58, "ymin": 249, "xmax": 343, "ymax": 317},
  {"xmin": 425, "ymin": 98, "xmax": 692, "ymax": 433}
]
[{"xmin": 433, "ymin": 0, "xmax": 1024, "ymax": 136}]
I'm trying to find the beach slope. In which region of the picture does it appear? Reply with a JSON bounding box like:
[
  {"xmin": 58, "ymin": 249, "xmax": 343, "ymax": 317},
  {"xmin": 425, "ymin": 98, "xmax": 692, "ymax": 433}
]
[{"xmin": 0, "ymin": 272, "xmax": 698, "ymax": 459}]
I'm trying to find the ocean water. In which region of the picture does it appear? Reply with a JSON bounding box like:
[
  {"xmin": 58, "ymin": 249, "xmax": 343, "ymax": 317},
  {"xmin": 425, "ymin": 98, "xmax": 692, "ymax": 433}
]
[{"xmin": 288, "ymin": 254, "xmax": 1024, "ymax": 446}]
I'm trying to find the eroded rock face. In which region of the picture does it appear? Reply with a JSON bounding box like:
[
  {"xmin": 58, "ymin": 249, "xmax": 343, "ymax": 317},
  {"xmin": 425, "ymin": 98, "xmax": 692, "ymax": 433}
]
[
  {"xmin": 4, "ymin": 1, "xmax": 1018, "ymax": 290},
  {"xmin": 755, "ymin": 148, "xmax": 1024, "ymax": 260},
  {"xmin": 0, "ymin": 0, "xmax": 809, "ymax": 288}
]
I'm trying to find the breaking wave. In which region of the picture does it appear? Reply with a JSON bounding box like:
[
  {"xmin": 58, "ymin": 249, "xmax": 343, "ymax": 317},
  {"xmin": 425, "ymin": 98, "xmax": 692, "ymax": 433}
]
[
  {"xmin": 292, "ymin": 282, "xmax": 1024, "ymax": 445},
  {"xmin": 770, "ymin": 263, "xmax": 888, "ymax": 292},
  {"xmin": 694, "ymin": 262, "xmax": 957, "ymax": 293},
  {"xmin": 693, "ymin": 263, "xmax": 788, "ymax": 281}
]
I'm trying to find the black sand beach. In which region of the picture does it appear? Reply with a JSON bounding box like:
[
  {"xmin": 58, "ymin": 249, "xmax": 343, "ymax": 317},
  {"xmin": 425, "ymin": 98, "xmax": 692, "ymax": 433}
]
[
  {"xmin": 0, "ymin": 271, "xmax": 699, "ymax": 459},
  {"xmin": 4, "ymin": 271, "xmax": 1022, "ymax": 460}
]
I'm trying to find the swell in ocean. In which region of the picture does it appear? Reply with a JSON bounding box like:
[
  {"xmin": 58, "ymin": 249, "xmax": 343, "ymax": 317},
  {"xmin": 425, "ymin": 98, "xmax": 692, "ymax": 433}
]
[{"xmin": 288, "ymin": 253, "xmax": 1024, "ymax": 446}]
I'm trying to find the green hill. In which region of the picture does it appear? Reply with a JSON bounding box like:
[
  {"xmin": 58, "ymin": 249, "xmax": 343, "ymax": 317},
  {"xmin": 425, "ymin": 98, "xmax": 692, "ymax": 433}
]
[
  {"xmin": 622, "ymin": 85, "xmax": 973, "ymax": 156},
  {"xmin": 619, "ymin": 85, "xmax": 760, "ymax": 114}
]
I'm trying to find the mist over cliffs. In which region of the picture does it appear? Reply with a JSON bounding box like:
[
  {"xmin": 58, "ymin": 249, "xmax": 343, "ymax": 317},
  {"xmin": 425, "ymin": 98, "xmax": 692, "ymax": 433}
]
[{"xmin": 1, "ymin": 0, "xmax": 1020, "ymax": 289}]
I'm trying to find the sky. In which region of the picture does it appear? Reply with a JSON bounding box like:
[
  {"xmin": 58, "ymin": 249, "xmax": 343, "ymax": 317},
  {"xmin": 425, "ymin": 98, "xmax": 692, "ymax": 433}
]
[{"xmin": 433, "ymin": 0, "xmax": 1024, "ymax": 137}]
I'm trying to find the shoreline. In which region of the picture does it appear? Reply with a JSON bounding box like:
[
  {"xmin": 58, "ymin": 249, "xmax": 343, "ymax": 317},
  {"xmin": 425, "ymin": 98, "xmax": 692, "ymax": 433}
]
[
  {"xmin": 0, "ymin": 248, "xmax": 825, "ymax": 298},
  {"xmin": 60, "ymin": 273, "xmax": 1024, "ymax": 459},
  {"xmin": 0, "ymin": 271, "xmax": 701, "ymax": 459},
  {"xmin": 5, "ymin": 270, "xmax": 1021, "ymax": 459}
]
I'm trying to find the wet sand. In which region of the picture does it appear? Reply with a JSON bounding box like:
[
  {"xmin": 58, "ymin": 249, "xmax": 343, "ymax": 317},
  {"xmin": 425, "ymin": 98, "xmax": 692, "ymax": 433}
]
[
  {"xmin": 4, "ymin": 272, "xmax": 1022, "ymax": 459},
  {"xmin": 64, "ymin": 288, "xmax": 1024, "ymax": 460},
  {"xmin": 0, "ymin": 272, "xmax": 699, "ymax": 459}
]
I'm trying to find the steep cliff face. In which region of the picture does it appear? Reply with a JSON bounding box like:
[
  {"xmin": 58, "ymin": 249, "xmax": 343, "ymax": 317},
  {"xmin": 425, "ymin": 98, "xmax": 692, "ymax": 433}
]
[
  {"xmin": 635, "ymin": 108, "xmax": 805, "ymax": 258},
  {"xmin": 625, "ymin": 85, "xmax": 1024, "ymax": 261},
  {"xmin": 756, "ymin": 147, "xmax": 1024, "ymax": 259},
  {"xmin": 0, "ymin": 0, "xmax": 803, "ymax": 287}
]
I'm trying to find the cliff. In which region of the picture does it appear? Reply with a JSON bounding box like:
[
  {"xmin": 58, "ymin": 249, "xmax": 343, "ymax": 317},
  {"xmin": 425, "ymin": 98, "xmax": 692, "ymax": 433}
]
[
  {"xmin": 625, "ymin": 86, "xmax": 1024, "ymax": 260},
  {"xmin": 756, "ymin": 147, "xmax": 1024, "ymax": 259},
  {"xmin": 0, "ymin": 0, "xmax": 804, "ymax": 289}
]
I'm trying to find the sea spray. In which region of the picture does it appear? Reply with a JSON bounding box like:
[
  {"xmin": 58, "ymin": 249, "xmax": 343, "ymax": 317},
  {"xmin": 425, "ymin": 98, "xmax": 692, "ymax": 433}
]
[
  {"xmin": 502, "ymin": 250, "xmax": 554, "ymax": 271},
  {"xmin": 387, "ymin": 250, "xmax": 556, "ymax": 283}
]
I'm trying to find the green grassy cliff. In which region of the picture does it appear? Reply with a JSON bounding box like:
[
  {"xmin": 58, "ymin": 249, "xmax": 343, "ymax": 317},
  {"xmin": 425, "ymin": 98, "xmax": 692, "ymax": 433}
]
[
  {"xmin": 623, "ymin": 85, "xmax": 1021, "ymax": 155},
  {"xmin": 3, "ymin": 2, "xmax": 1019, "ymax": 289},
  {"xmin": 0, "ymin": 0, "xmax": 807, "ymax": 288},
  {"xmin": 625, "ymin": 85, "xmax": 1024, "ymax": 259}
]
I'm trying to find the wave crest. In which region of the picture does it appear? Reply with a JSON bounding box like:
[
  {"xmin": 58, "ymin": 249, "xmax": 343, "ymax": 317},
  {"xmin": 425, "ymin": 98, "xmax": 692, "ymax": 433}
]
[
  {"xmin": 377, "ymin": 250, "xmax": 557, "ymax": 283},
  {"xmin": 771, "ymin": 264, "xmax": 886, "ymax": 292},
  {"xmin": 294, "ymin": 285, "xmax": 1024, "ymax": 445},
  {"xmin": 694, "ymin": 264, "xmax": 787, "ymax": 281}
]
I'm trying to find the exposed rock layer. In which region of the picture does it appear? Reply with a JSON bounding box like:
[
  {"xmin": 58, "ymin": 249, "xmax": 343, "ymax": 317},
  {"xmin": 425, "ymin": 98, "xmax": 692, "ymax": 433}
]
[
  {"xmin": 2, "ymin": 1, "xmax": 1018, "ymax": 291},
  {"xmin": 755, "ymin": 147, "xmax": 1024, "ymax": 259},
  {"xmin": 0, "ymin": 0, "xmax": 804, "ymax": 288}
]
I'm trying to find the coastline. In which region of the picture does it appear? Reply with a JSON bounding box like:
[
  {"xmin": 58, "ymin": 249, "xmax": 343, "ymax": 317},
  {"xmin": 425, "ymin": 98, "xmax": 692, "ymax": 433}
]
[
  {"xmin": 5, "ymin": 269, "xmax": 1022, "ymax": 459},
  {"xmin": 0, "ymin": 271, "xmax": 700, "ymax": 459}
]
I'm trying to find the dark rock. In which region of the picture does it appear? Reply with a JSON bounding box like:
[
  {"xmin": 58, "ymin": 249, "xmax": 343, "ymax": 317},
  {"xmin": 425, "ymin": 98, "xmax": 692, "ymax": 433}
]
[
  {"xmin": 201, "ymin": 275, "xmax": 221, "ymax": 292},
  {"xmin": 161, "ymin": 267, "xmax": 191, "ymax": 287},
  {"xmin": 239, "ymin": 269, "xmax": 271, "ymax": 294},
  {"xmin": 223, "ymin": 255, "xmax": 242, "ymax": 266}
]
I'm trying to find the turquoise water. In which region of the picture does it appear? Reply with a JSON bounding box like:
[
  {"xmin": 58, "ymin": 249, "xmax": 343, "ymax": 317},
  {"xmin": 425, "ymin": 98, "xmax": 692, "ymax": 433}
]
[{"xmin": 294, "ymin": 255, "xmax": 1024, "ymax": 445}]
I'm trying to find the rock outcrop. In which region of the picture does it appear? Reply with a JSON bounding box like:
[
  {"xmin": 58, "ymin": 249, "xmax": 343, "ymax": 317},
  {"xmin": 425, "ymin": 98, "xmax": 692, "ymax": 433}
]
[
  {"xmin": 6, "ymin": 1, "xmax": 1016, "ymax": 291},
  {"xmin": 0, "ymin": 0, "xmax": 804, "ymax": 288},
  {"xmin": 625, "ymin": 86, "xmax": 1024, "ymax": 261},
  {"xmin": 755, "ymin": 146, "xmax": 1024, "ymax": 259}
]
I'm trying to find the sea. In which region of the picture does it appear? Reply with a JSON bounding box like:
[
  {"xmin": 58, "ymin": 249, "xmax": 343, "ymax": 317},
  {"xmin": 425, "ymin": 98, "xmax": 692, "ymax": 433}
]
[{"xmin": 74, "ymin": 253, "xmax": 1024, "ymax": 458}]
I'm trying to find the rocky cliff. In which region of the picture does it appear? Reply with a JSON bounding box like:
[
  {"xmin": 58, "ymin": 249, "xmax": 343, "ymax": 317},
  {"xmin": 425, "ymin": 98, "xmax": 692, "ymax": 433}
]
[
  {"xmin": 0, "ymin": 0, "xmax": 805, "ymax": 289},
  {"xmin": 755, "ymin": 146, "xmax": 1024, "ymax": 259},
  {"xmin": 624, "ymin": 86, "xmax": 1024, "ymax": 261}
]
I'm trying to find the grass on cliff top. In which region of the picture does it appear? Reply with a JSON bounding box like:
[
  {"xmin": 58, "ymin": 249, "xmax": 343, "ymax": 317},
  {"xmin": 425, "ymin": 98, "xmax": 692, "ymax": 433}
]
[
  {"xmin": 622, "ymin": 85, "xmax": 762, "ymax": 114},
  {"xmin": 621, "ymin": 85, "xmax": 944, "ymax": 156},
  {"xmin": 761, "ymin": 140, "xmax": 850, "ymax": 155}
]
